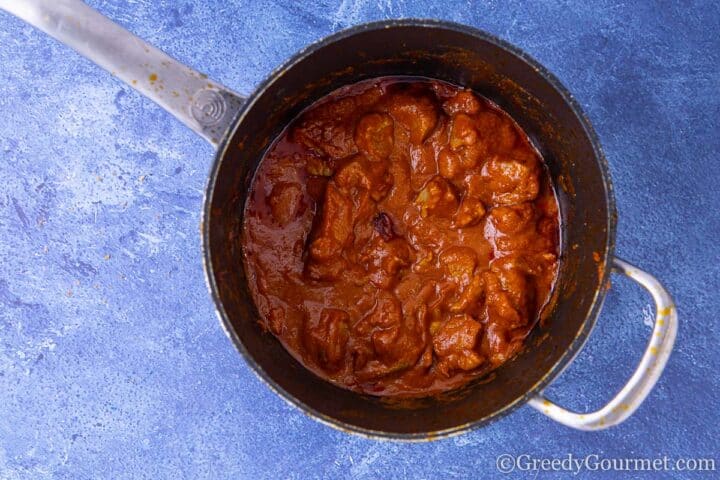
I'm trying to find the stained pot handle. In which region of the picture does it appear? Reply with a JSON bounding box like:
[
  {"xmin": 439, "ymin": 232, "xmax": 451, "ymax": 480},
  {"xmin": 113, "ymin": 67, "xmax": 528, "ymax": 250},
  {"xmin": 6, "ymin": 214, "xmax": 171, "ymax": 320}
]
[
  {"xmin": 0, "ymin": 0, "xmax": 245, "ymax": 147},
  {"xmin": 528, "ymin": 257, "xmax": 678, "ymax": 430}
]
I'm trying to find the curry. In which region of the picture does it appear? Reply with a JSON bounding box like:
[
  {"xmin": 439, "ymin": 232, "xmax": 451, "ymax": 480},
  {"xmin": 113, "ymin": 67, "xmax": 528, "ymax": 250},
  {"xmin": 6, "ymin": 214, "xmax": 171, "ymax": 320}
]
[{"xmin": 242, "ymin": 77, "xmax": 559, "ymax": 397}]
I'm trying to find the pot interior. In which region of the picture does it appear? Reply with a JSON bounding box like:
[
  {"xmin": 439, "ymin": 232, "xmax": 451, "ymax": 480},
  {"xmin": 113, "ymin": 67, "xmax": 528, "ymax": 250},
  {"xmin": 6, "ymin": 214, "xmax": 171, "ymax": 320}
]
[{"xmin": 205, "ymin": 21, "xmax": 615, "ymax": 438}]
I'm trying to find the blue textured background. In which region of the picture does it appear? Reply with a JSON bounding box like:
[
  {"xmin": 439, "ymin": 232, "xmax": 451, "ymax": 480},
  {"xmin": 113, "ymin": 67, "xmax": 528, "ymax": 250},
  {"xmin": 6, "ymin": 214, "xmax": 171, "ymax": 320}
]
[{"xmin": 1, "ymin": 1, "xmax": 718, "ymax": 478}]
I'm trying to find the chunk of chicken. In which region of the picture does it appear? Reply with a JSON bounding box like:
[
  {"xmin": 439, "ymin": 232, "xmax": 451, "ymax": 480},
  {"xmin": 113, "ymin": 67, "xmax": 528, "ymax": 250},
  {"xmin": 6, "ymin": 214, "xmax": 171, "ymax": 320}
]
[
  {"xmin": 439, "ymin": 246, "xmax": 478, "ymax": 285},
  {"xmin": 437, "ymin": 148, "xmax": 463, "ymax": 180},
  {"xmin": 308, "ymin": 184, "xmax": 354, "ymax": 262},
  {"xmin": 453, "ymin": 196, "xmax": 486, "ymax": 229},
  {"xmin": 292, "ymin": 86, "xmax": 383, "ymax": 159},
  {"xmin": 443, "ymin": 90, "xmax": 482, "ymax": 115},
  {"xmin": 355, "ymin": 112, "xmax": 394, "ymax": 161},
  {"xmin": 483, "ymin": 257, "xmax": 536, "ymax": 331},
  {"xmin": 475, "ymin": 110, "xmax": 518, "ymax": 153},
  {"xmin": 449, "ymin": 113, "xmax": 488, "ymax": 169},
  {"xmin": 359, "ymin": 234, "xmax": 411, "ymax": 289},
  {"xmin": 449, "ymin": 113, "xmax": 478, "ymax": 150},
  {"xmin": 432, "ymin": 314, "xmax": 484, "ymax": 376},
  {"xmin": 304, "ymin": 308, "xmax": 350, "ymax": 372},
  {"xmin": 447, "ymin": 275, "xmax": 484, "ymax": 313},
  {"xmin": 415, "ymin": 176, "xmax": 459, "ymax": 218},
  {"xmin": 334, "ymin": 156, "xmax": 391, "ymax": 202},
  {"xmin": 293, "ymin": 116, "xmax": 356, "ymax": 160},
  {"xmin": 268, "ymin": 182, "xmax": 303, "ymax": 226},
  {"xmin": 353, "ymin": 295, "xmax": 425, "ymax": 380},
  {"xmin": 488, "ymin": 203, "xmax": 536, "ymax": 235},
  {"xmin": 388, "ymin": 93, "xmax": 438, "ymax": 144},
  {"xmin": 486, "ymin": 203, "xmax": 543, "ymax": 253},
  {"xmin": 479, "ymin": 154, "xmax": 540, "ymax": 206}
]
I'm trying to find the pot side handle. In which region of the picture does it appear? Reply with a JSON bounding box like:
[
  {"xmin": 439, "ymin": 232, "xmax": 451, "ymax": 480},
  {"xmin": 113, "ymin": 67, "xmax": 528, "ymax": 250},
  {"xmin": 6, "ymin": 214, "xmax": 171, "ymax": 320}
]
[
  {"xmin": 528, "ymin": 257, "xmax": 678, "ymax": 430},
  {"xmin": 0, "ymin": 0, "xmax": 246, "ymax": 148}
]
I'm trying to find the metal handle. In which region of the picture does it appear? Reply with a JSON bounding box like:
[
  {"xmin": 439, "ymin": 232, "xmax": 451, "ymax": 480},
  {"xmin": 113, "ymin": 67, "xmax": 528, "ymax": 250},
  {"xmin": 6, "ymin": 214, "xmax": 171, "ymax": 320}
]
[
  {"xmin": 0, "ymin": 0, "xmax": 245, "ymax": 147},
  {"xmin": 528, "ymin": 257, "xmax": 678, "ymax": 430}
]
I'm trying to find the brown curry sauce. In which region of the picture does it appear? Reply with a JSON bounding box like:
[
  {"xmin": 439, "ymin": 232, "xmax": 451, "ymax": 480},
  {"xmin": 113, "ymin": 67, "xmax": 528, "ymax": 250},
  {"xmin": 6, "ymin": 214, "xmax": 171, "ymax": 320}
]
[{"xmin": 242, "ymin": 78, "xmax": 559, "ymax": 397}]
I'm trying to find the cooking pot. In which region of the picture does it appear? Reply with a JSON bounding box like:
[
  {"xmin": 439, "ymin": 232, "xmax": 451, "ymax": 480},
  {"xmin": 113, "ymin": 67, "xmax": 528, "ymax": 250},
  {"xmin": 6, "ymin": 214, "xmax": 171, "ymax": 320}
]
[{"xmin": 1, "ymin": 0, "xmax": 677, "ymax": 440}]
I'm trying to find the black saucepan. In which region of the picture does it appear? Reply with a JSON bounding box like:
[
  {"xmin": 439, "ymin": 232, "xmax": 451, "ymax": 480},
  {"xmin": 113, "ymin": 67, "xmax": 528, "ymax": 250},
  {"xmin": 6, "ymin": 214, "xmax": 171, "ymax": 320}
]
[{"xmin": 2, "ymin": 0, "xmax": 676, "ymax": 440}]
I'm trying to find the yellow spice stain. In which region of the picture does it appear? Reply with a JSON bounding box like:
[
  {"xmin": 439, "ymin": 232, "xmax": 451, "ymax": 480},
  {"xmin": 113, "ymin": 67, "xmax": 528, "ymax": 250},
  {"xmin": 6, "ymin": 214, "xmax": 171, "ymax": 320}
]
[
  {"xmin": 149, "ymin": 73, "xmax": 158, "ymax": 83},
  {"xmin": 620, "ymin": 404, "xmax": 630, "ymax": 411},
  {"xmin": 131, "ymin": 79, "xmax": 137, "ymax": 85},
  {"xmin": 658, "ymin": 319, "xmax": 665, "ymax": 327},
  {"xmin": 542, "ymin": 399, "xmax": 551, "ymax": 407},
  {"xmin": 650, "ymin": 346, "xmax": 659, "ymax": 355},
  {"xmin": 659, "ymin": 306, "xmax": 672, "ymax": 316}
]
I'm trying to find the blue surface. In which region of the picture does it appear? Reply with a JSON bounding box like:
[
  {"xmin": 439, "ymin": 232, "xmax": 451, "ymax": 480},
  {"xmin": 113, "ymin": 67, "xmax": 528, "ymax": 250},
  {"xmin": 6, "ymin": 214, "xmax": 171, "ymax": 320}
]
[{"xmin": 0, "ymin": 1, "xmax": 718, "ymax": 478}]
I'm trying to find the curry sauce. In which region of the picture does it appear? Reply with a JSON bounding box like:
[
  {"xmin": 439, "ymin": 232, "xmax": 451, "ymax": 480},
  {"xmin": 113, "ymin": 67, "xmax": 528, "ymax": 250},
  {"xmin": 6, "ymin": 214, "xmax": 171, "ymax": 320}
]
[{"xmin": 242, "ymin": 78, "xmax": 559, "ymax": 397}]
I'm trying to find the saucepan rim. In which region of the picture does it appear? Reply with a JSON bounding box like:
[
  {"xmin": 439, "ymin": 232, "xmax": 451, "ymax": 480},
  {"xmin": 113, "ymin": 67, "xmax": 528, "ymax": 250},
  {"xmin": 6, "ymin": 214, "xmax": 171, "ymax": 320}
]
[{"xmin": 201, "ymin": 18, "xmax": 617, "ymax": 441}]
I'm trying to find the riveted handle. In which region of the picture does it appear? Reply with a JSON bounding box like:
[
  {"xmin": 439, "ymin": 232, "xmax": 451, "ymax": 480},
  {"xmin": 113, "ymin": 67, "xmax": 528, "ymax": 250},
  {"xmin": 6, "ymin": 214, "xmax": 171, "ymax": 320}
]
[
  {"xmin": 0, "ymin": 0, "xmax": 246, "ymax": 147},
  {"xmin": 528, "ymin": 257, "xmax": 678, "ymax": 430}
]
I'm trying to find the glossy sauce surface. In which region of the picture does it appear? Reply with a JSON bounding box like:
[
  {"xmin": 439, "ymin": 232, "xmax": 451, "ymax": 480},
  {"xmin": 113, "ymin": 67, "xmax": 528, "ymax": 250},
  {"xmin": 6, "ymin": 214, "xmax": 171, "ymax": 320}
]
[{"xmin": 242, "ymin": 78, "xmax": 559, "ymax": 397}]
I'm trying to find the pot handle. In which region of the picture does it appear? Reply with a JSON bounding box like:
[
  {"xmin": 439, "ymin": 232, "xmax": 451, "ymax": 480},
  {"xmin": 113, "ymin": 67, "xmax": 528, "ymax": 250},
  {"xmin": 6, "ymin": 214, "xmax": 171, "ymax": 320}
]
[
  {"xmin": 0, "ymin": 0, "xmax": 246, "ymax": 148},
  {"xmin": 528, "ymin": 257, "xmax": 677, "ymax": 430}
]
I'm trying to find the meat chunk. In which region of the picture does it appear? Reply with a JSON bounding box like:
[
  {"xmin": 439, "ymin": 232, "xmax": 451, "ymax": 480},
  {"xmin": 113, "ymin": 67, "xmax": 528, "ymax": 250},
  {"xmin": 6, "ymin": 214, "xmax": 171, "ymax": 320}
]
[
  {"xmin": 304, "ymin": 308, "xmax": 350, "ymax": 372},
  {"xmin": 484, "ymin": 321, "xmax": 519, "ymax": 366},
  {"xmin": 432, "ymin": 314, "xmax": 484, "ymax": 376},
  {"xmin": 292, "ymin": 86, "xmax": 383, "ymax": 159},
  {"xmin": 447, "ymin": 275, "xmax": 484, "ymax": 313},
  {"xmin": 483, "ymin": 257, "xmax": 536, "ymax": 331},
  {"xmin": 475, "ymin": 110, "xmax": 517, "ymax": 153},
  {"xmin": 438, "ymin": 246, "xmax": 484, "ymax": 312},
  {"xmin": 488, "ymin": 203, "xmax": 536, "ymax": 235},
  {"xmin": 308, "ymin": 157, "xmax": 395, "ymax": 278},
  {"xmin": 355, "ymin": 113, "xmax": 394, "ymax": 160},
  {"xmin": 449, "ymin": 113, "xmax": 478, "ymax": 150},
  {"xmin": 308, "ymin": 184, "xmax": 354, "ymax": 261},
  {"xmin": 409, "ymin": 142, "xmax": 439, "ymax": 191},
  {"xmin": 268, "ymin": 182, "xmax": 303, "ymax": 225},
  {"xmin": 293, "ymin": 115, "xmax": 356, "ymax": 160},
  {"xmin": 359, "ymin": 234, "xmax": 411, "ymax": 289},
  {"xmin": 443, "ymin": 90, "xmax": 482, "ymax": 115},
  {"xmin": 439, "ymin": 246, "xmax": 477, "ymax": 285},
  {"xmin": 486, "ymin": 203, "xmax": 542, "ymax": 253},
  {"xmin": 481, "ymin": 254, "xmax": 553, "ymax": 366},
  {"xmin": 354, "ymin": 294, "xmax": 403, "ymax": 338},
  {"xmin": 449, "ymin": 113, "xmax": 488, "ymax": 169},
  {"xmin": 353, "ymin": 295, "xmax": 425, "ymax": 380},
  {"xmin": 479, "ymin": 154, "xmax": 540, "ymax": 206},
  {"xmin": 438, "ymin": 148, "xmax": 463, "ymax": 180},
  {"xmin": 388, "ymin": 93, "xmax": 438, "ymax": 144},
  {"xmin": 415, "ymin": 176, "xmax": 459, "ymax": 218},
  {"xmin": 453, "ymin": 196, "xmax": 486, "ymax": 229},
  {"xmin": 334, "ymin": 156, "xmax": 391, "ymax": 202},
  {"xmin": 486, "ymin": 203, "xmax": 559, "ymax": 255}
]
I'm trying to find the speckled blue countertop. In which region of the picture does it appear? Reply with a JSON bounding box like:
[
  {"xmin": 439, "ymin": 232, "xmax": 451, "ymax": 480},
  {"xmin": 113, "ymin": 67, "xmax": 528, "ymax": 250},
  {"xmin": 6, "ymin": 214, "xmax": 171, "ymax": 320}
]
[{"xmin": 0, "ymin": 1, "xmax": 718, "ymax": 478}]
